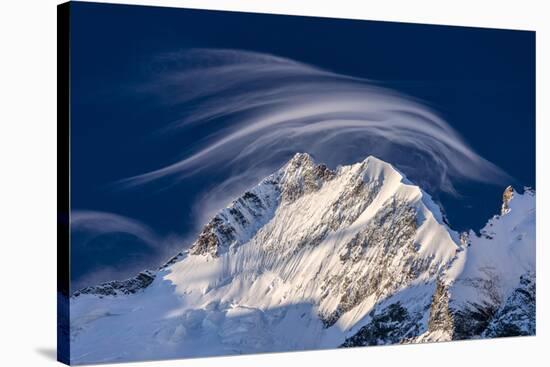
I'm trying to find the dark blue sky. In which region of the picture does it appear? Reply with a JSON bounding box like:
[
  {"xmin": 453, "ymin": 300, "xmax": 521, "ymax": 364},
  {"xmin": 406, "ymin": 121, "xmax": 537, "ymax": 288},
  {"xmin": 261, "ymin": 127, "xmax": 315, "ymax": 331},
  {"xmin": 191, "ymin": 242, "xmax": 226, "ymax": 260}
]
[{"xmin": 69, "ymin": 2, "xmax": 535, "ymax": 289}]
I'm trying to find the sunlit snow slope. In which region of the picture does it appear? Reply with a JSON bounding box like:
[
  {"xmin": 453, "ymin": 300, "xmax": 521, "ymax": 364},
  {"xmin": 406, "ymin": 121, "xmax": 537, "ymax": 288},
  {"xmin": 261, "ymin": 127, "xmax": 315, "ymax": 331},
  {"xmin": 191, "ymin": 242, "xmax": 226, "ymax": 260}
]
[{"xmin": 70, "ymin": 154, "xmax": 535, "ymax": 364}]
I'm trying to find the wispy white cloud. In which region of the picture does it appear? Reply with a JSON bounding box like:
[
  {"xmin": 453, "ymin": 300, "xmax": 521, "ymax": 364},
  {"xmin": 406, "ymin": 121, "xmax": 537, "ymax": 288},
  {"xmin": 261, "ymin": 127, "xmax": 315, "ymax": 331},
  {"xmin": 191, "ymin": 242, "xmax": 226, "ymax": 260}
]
[
  {"xmin": 118, "ymin": 48, "xmax": 512, "ymax": 231},
  {"xmin": 72, "ymin": 210, "xmax": 160, "ymax": 248},
  {"xmin": 71, "ymin": 210, "xmax": 183, "ymax": 291}
]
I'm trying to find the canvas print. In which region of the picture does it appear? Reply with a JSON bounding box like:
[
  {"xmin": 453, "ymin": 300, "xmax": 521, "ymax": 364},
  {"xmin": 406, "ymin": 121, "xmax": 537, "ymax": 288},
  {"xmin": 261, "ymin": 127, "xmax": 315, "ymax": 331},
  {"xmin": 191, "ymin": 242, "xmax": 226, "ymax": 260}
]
[{"xmin": 57, "ymin": 2, "xmax": 536, "ymax": 365}]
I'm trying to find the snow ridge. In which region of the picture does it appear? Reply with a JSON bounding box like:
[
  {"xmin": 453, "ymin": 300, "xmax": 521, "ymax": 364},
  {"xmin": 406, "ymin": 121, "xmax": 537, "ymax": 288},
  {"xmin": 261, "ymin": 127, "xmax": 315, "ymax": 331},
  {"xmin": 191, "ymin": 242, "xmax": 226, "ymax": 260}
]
[{"xmin": 69, "ymin": 154, "xmax": 535, "ymax": 364}]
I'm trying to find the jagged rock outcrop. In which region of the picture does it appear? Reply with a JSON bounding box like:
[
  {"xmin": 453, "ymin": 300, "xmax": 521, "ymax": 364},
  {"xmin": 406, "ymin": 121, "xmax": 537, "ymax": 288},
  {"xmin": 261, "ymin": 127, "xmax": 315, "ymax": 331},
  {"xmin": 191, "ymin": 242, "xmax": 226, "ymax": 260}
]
[
  {"xmin": 501, "ymin": 185, "xmax": 514, "ymax": 215},
  {"xmin": 426, "ymin": 280, "xmax": 454, "ymax": 338},
  {"xmin": 73, "ymin": 270, "xmax": 155, "ymax": 298}
]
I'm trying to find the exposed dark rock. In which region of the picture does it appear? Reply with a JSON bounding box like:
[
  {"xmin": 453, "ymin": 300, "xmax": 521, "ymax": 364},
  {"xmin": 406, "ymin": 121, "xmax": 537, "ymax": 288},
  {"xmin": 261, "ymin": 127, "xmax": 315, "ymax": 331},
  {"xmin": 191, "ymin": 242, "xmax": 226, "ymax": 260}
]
[
  {"xmin": 189, "ymin": 218, "xmax": 228, "ymax": 257},
  {"xmin": 190, "ymin": 182, "xmax": 280, "ymax": 257},
  {"xmin": 483, "ymin": 272, "xmax": 535, "ymax": 338},
  {"xmin": 73, "ymin": 270, "xmax": 155, "ymax": 298},
  {"xmin": 426, "ymin": 280, "xmax": 453, "ymax": 335},
  {"xmin": 161, "ymin": 251, "xmax": 185, "ymax": 268},
  {"xmin": 409, "ymin": 272, "xmax": 536, "ymax": 342},
  {"xmin": 452, "ymin": 302, "xmax": 497, "ymax": 339},
  {"xmin": 451, "ymin": 270, "xmax": 502, "ymax": 339},
  {"xmin": 239, "ymin": 192, "xmax": 265, "ymax": 217},
  {"xmin": 280, "ymin": 153, "xmax": 335, "ymax": 203},
  {"xmin": 314, "ymin": 163, "xmax": 336, "ymax": 181},
  {"xmin": 340, "ymin": 303, "xmax": 422, "ymax": 347}
]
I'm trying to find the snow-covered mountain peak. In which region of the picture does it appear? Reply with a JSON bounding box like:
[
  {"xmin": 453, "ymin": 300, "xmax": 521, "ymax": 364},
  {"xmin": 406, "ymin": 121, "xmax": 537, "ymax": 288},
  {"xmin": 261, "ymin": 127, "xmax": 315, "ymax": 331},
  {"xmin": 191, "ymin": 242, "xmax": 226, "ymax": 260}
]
[
  {"xmin": 280, "ymin": 152, "xmax": 403, "ymax": 189},
  {"xmin": 187, "ymin": 153, "xmax": 452, "ymax": 259},
  {"xmin": 167, "ymin": 154, "xmax": 461, "ymax": 329},
  {"xmin": 355, "ymin": 155, "xmax": 404, "ymax": 180},
  {"xmin": 277, "ymin": 152, "xmax": 335, "ymax": 203},
  {"xmin": 69, "ymin": 156, "xmax": 535, "ymax": 364},
  {"xmin": 283, "ymin": 152, "xmax": 316, "ymax": 170}
]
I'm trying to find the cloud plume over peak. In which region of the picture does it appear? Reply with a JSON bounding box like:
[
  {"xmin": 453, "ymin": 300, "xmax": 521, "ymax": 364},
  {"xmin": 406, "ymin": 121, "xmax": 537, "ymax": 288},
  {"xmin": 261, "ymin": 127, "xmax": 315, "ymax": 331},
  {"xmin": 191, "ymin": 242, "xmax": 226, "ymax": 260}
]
[{"xmin": 121, "ymin": 48, "xmax": 511, "ymax": 213}]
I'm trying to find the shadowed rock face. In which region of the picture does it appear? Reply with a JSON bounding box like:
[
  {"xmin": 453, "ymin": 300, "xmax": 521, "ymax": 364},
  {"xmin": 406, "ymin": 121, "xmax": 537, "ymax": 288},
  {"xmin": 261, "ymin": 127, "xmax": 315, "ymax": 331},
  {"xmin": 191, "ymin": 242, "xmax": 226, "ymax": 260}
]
[
  {"xmin": 452, "ymin": 301, "xmax": 499, "ymax": 340},
  {"xmin": 340, "ymin": 302, "xmax": 423, "ymax": 347},
  {"xmin": 341, "ymin": 271, "xmax": 535, "ymax": 346},
  {"xmin": 73, "ymin": 271, "xmax": 156, "ymax": 298},
  {"xmin": 452, "ymin": 272, "xmax": 535, "ymax": 339},
  {"xmin": 483, "ymin": 272, "xmax": 536, "ymax": 338}
]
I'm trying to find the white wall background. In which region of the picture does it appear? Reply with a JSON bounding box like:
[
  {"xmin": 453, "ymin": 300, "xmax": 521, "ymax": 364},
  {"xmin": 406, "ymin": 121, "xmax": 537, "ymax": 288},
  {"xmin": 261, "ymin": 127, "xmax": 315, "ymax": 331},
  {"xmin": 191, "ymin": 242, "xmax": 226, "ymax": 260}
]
[{"xmin": 0, "ymin": 0, "xmax": 547, "ymax": 366}]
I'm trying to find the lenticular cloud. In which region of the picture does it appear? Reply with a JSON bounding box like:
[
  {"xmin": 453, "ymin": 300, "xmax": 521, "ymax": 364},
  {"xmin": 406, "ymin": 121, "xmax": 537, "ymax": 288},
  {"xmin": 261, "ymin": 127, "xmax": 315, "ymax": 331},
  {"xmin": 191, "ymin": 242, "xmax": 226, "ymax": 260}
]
[{"xmin": 122, "ymin": 49, "xmax": 510, "ymax": 198}]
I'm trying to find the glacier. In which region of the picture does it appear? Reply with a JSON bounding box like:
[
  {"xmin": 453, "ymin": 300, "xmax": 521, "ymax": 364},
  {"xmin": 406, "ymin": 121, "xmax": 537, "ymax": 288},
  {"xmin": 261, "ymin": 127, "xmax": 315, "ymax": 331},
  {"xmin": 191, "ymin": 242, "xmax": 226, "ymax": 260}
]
[{"xmin": 69, "ymin": 153, "xmax": 535, "ymax": 364}]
